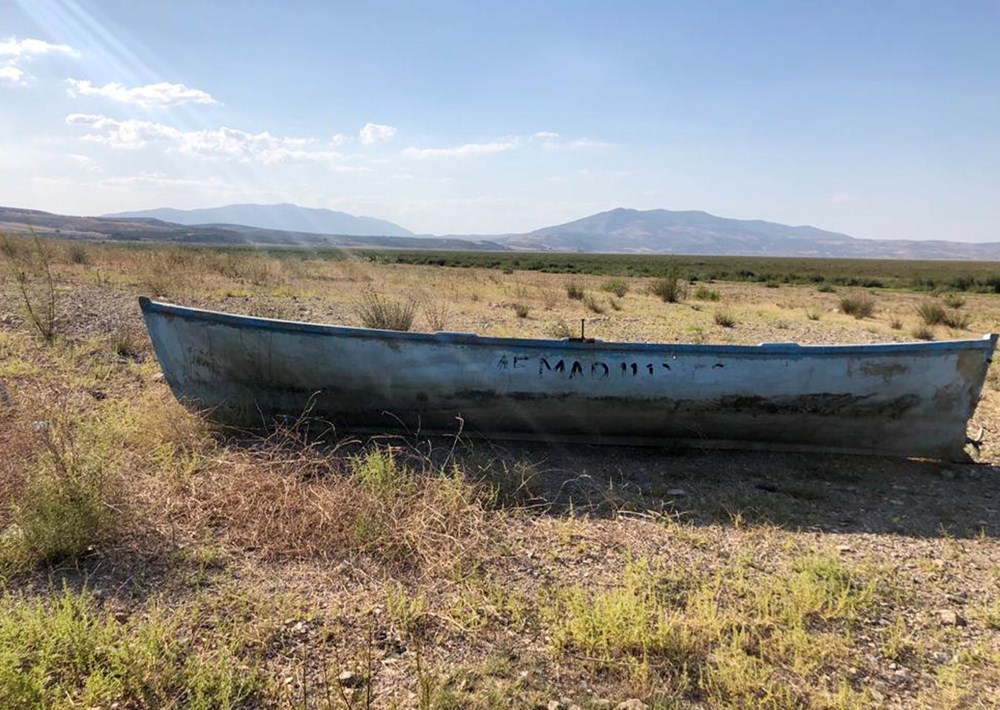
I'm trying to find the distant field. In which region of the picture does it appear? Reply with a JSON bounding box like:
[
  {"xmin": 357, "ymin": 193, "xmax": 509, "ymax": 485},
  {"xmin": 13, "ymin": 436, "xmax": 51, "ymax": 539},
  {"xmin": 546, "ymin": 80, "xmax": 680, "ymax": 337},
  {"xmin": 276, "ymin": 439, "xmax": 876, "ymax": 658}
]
[
  {"xmin": 357, "ymin": 249, "xmax": 1000, "ymax": 292},
  {"xmin": 39, "ymin": 238, "xmax": 1000, "ymax": 292}
]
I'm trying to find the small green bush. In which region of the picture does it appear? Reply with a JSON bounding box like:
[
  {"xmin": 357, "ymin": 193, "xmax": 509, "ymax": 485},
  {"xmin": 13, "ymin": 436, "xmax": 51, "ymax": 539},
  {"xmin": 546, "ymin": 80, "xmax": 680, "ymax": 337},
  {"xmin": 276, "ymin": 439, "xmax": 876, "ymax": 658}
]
[
  {"xmin": 694, "ymin": 286, "xmax": 721, "ymax": 301},
  {"xmin": 650, "ymin": 266, "xmax": 686, "ymax": 303},
  {"xmin": 600, "ymin": 279, "xmax": 628, "ymax": 298},
  {"xmin": 513, "ymin": 303, "xmax": 531, "ymax": 318},
  {"xmin": 5, "ymin": 421, "xmax": 119, "ymax": 569},
  {"xmin": 565, "ymin": 282, "xmax": 585, "ymax": 300},
  {"xmin": 0, "ymin": 587, "xmax": 264, "ymax": 707}
]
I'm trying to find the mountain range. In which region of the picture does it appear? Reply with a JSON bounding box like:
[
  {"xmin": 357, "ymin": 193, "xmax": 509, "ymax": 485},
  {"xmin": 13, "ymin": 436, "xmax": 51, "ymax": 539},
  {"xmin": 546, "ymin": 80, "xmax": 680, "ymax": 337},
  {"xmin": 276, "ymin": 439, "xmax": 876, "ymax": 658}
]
[
  {"xmin": 2, "ymin": 203, "xmax": 999, "ymax": 260},
  {"xmin": 501, "ymin": 208, "xmax": 1000, "ymax": 260},
  {"xmin": 0, "ymin": 207, "xmax": 500, "ymax": 251},
  {"xmin": 105, "ymin": 203, "xmax": 413, "ymax": 238}
]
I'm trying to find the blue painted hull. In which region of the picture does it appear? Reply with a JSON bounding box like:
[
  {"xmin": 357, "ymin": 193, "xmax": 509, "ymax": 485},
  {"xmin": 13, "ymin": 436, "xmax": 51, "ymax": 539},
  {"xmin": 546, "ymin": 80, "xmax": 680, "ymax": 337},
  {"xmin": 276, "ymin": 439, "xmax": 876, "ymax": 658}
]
[{"xmin": 140, "ymin": 298, "xmax": 997, "ymax": 459}]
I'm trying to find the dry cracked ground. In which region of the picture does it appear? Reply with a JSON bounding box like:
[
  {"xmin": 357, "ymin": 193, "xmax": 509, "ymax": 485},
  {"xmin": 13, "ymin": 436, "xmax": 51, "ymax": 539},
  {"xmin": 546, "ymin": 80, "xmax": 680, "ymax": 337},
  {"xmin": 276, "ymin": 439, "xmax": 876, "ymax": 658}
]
[{"xmin": 1, "ymin": 238, "xmax": 999, "ymax": 708}]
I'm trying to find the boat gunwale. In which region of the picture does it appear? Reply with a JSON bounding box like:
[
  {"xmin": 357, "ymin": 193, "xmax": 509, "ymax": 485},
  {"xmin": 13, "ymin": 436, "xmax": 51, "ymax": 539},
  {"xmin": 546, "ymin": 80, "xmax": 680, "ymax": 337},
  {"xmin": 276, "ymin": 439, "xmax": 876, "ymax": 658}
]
[{"xmin": 139, "ymin": 297, "xmax": 998, "ymax": 357}]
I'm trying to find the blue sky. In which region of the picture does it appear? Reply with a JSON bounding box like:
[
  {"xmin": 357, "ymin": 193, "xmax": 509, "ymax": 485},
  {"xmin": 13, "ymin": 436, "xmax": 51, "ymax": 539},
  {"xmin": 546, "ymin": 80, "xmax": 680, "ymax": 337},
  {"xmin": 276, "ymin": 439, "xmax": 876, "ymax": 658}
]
[{"xmin": 2, "ymin": 0, "xmax": 998, "ymax": 239}]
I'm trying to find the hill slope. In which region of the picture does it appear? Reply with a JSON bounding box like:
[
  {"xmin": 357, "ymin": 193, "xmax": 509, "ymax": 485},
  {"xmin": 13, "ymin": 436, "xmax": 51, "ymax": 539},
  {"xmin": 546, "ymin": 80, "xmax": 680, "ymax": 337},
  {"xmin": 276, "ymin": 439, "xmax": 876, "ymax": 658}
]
[
  {"xmin": 104, "ymin": 203, "xmax": 414, "ymax": 237},
  {"xmin": 0, "ymin": 207, "xmax": 503, "ymax": 250},
  {"xmin": 501, "ymin": 208, "xmax": 1000, "ymax": 259}
]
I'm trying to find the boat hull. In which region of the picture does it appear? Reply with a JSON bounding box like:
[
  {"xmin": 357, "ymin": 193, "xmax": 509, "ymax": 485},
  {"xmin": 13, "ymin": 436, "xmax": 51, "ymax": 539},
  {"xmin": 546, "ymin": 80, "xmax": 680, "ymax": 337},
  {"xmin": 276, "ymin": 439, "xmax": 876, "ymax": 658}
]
[{"xmin": 140, "ymin": 298, "xmax": 997, "ymax": 459}]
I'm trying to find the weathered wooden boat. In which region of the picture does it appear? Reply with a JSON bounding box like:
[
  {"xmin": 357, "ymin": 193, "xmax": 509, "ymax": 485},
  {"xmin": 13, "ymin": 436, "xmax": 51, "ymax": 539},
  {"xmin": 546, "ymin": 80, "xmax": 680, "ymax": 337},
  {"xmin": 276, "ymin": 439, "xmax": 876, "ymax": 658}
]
[{"xmin": 140, "ymin": 297, "xmax": 997, "ymax": 460}]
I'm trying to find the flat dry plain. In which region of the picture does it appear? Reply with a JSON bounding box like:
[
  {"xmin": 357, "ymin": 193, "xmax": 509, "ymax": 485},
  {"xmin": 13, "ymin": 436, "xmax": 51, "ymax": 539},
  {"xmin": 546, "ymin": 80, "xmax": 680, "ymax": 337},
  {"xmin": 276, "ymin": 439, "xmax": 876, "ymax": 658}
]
[{"xmin": 2, "ymin": 239, "xmax": 1000, "ymax": 709}]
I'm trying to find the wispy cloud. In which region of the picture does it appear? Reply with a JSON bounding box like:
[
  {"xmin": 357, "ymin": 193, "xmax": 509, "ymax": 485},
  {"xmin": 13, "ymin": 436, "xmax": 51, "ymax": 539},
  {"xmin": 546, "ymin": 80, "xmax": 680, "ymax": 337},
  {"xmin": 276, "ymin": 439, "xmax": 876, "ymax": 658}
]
[
  {"xmin": 66, "ymin": 79, "xmax": 219, "ymax": 107},
  {"xmin": 0, "ymin": 36, "xmax": 78, "ymax": 86},
  {"xmin": 65, "ymin": 113, "xmax": 361, "ymax": 169},
  {"xmin": 829, "ymin": 192, "xmax": 861, "ymax": 204},
  {"xmin": 402, "ymin": 138, "xmax": 519, "ymax": 159},
  {"xmin": 0, "ymin": 37, "xmax": 78, "ymax": 59},
  {"xmin": 359, "ymin": 122, "xmax": 396, "ymax": 145},
  {"xmin": 99, "ymin": 172, "xmax": 233, "ymax": 189},
  {"xmin": 0, "ymin": 65, "xmax": 24, "ymax": 85},
  {"xmin": 540, "ymin": 137, "xmax": 613, "ymax": 152},
  {"xmin": 400, "ymin": 132, "xmax": 607, "ymax": 159}
]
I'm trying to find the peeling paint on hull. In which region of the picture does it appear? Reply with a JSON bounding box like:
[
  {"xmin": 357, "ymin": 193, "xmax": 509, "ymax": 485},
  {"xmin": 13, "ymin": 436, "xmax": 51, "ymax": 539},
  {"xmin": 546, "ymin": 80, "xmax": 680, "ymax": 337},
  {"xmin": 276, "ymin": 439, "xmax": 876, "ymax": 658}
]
[{"xmin": 140, "ymin": 298, "xmax": 997, "ymax": 460}]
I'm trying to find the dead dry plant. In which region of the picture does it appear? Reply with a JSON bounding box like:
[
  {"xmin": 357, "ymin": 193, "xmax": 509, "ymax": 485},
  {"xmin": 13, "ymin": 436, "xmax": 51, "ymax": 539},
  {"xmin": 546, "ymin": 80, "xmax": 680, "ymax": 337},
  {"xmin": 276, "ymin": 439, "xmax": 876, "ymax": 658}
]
[
  {"xmin": 355, "ymin": 287, "xmax": 418, "ymax": 331},
  {"xmin": 159, "ymin": 433, "xmax": 498, "ymax": 576},
  {"xmin": 1, "ymin": 233, "xmax": 58, "ymax": 343}
]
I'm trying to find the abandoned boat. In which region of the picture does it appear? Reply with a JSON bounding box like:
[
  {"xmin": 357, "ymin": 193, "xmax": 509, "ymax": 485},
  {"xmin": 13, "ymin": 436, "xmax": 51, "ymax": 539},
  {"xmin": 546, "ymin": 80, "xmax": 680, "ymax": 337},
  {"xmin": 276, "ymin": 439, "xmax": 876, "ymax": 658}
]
[{"xmin": 140, "ymin": 297, "xmax": 997, "ymax": 459}]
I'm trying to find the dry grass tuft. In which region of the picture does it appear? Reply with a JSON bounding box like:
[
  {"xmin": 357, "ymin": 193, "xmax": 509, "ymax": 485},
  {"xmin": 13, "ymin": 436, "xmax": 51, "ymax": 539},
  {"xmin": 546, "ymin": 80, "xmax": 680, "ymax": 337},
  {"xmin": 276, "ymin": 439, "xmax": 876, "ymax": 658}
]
[
  {"xmin": 583, "ymin": 294, "xmax": 605, "ymax": 314},
  {"xmin": 423, "ymin": 299, "xmax": 450, "ymax": 331},
  {"xmin": 916, "ymin": 301, "xmax": 970, "ymax": 329},
  {"xmin": 355, "ymin": 287, "xmax": 417, "ymax": 331},
  {"xmin": 565, "ymin": 282, "xmax": 585, "ymax": 300},
  {"xmin": 165, "ymin": 441, "xmax": 497, "ymax": 574},
  {"xmin": 839, "ymin": 293, "xmax": 876, "ymax": 319},
  {"xmin": 713, "ymin": 310, "xmax": 737, "ymax": 328}
]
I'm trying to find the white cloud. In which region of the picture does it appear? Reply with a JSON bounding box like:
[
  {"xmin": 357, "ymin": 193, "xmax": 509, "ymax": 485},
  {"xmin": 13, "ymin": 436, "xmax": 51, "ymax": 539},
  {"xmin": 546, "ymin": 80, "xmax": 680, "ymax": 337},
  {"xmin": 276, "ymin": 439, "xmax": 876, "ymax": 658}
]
[
  {"xmin": 0, "ymin": 37, "xmax": 78, "ymax": 59},
  {"xmin": 0, "ymin": 65, "xmax": 24, "ymax": 85},
  {"xmin": 400, "ymin": 133, "xmax": 608, "ymax": 159},
  {"xmin": 65, "ymin": 113, "xmax": 361, "ymax": 168},
  {"xmin": 359, "ymin": 122, "xmax": 397, "ymax": 145},
  {"xmin": 65, "ymin": 78, "xmax": 218, "ymax": 107},
  {"xmin": 66, "ymin": 113, "xmax": 175, "ymax": 149},
  {"xmin": 402, "ymin": 139, "xmax": 519, "ymax": 159},
  {"xmin": 0, "ymin": 36, "xmax": 78, "ymax": 87},
  {"xmin": 99, "ymin": 172, "xmax": 233, "ymax": 189},
  {"xmin": 829, "ymin": 192, "xmax": 861, "ymax": 204},
  {"xmin": 541, "ymin": 137, "xmax": 612, "ymax": 152}
]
